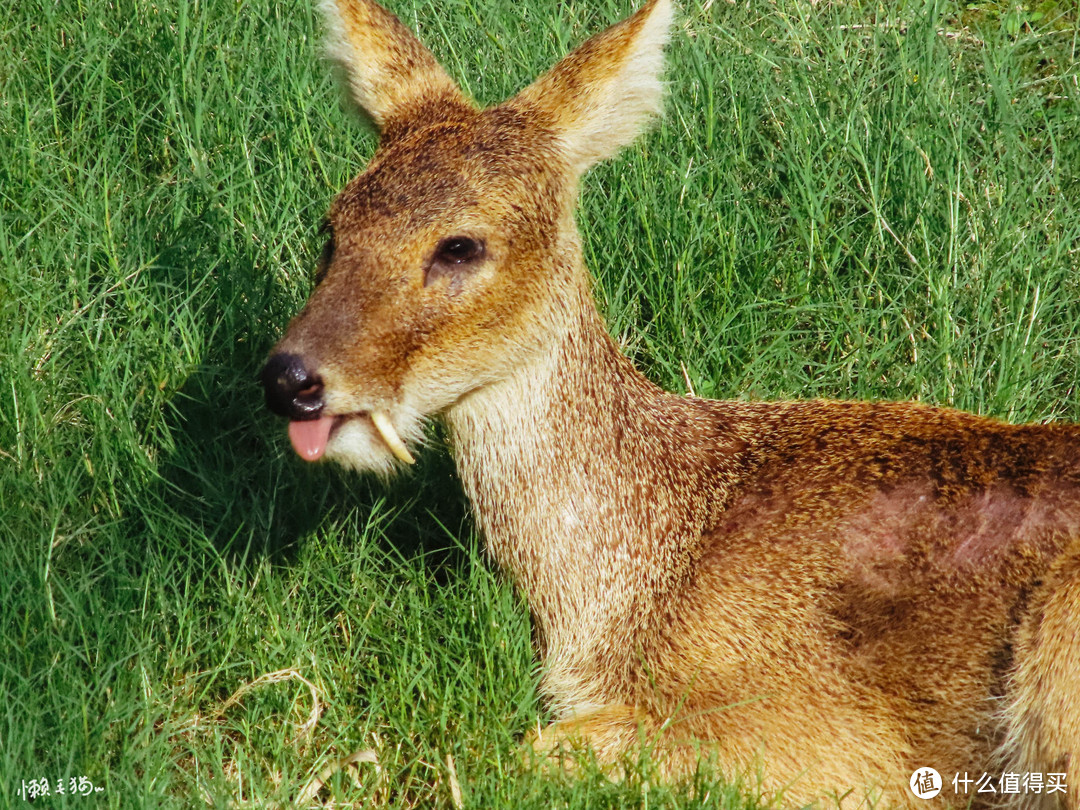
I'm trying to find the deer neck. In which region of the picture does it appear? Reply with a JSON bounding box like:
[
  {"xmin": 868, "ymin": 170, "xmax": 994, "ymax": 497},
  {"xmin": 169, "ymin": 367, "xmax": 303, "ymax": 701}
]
[{"xmin": 444, "ymin": 286, "xmax": 743, "ymax": 699}]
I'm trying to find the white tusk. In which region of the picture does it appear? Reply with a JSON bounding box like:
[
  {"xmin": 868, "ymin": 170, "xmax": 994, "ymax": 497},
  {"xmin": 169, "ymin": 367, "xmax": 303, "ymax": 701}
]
[{"xmin": 370, "ymin": 410, "xmax": 415, "ymax": 464}]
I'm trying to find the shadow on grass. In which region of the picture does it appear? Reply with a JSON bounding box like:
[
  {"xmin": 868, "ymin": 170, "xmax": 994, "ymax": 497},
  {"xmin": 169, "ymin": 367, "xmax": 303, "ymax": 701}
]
[{"xmin": 151, "ymin": 363, "xmax": 473, "ymax": 570}]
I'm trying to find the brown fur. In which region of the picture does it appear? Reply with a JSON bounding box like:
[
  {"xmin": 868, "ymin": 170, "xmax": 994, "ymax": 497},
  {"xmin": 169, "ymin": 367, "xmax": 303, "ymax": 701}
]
[{"xmin": 262, "ymin": 1, "xmax": 1080, "ymax": 806}]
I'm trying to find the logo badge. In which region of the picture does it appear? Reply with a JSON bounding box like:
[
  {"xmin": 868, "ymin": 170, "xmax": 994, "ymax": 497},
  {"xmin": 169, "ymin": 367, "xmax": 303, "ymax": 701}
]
[{"xmin": 910, "ymin": 768, "xmax": 943, "ymax": 799}]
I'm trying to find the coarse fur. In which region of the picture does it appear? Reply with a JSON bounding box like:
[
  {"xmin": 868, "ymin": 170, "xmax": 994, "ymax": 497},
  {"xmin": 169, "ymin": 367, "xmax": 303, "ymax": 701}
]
[{"xmin": 261, "ymin": 1, "xmax": 1080, "ymax": 807}]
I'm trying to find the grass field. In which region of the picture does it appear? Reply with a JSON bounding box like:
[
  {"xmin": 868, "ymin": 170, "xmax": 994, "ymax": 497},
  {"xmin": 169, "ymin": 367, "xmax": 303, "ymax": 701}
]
[{"xmin": 2, "ymin": 0, "xmax": 1079, "ymax": 806}]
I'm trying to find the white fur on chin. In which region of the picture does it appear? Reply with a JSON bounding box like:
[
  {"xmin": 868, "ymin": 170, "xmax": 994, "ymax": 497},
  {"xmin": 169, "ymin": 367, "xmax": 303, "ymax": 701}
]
[{"xmin": 324, "ymin": 407, "xmax": 427, "ymax": 477}]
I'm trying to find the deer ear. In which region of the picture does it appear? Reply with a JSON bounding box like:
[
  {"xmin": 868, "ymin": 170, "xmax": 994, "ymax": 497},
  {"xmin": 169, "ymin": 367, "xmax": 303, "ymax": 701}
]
[
  {"xmin": 320, "ymin": 0, "xmax": 474, "ymax": 135},
  {"xmin": 510, "ymin": 0, "xmax": 674, "ymax": 175}
]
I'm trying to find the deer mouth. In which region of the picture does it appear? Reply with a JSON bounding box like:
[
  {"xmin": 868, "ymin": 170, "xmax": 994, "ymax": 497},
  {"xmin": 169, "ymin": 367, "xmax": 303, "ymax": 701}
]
[{"xmin": 287, "ymin": 411, "xmax": 415, "ymax": 465}]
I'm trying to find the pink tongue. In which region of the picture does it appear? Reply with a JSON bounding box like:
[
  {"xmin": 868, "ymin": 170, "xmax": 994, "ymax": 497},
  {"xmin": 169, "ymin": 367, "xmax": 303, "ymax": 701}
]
[{"xmin": 287, "ymin": 417, "xmax": 334, "ymax": 462}]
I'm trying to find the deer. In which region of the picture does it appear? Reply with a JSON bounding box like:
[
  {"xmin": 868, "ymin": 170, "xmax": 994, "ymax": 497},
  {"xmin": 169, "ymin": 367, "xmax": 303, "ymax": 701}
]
[{"xmin": 259, "ymin": 0, "xmax": 1080, "ymax": 806}]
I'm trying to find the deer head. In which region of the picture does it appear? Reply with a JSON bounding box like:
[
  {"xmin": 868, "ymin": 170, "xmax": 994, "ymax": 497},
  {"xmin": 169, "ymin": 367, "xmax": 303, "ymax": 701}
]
[{"xmin": 261, "ymin": 0, "xmax": 674, "ymax": 474}]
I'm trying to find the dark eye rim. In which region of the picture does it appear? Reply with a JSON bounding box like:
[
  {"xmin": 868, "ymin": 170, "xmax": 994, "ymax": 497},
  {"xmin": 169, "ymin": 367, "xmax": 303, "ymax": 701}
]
[{"xmin": 434, "ymin": 235, "xmax": 485, "ymax": 264}]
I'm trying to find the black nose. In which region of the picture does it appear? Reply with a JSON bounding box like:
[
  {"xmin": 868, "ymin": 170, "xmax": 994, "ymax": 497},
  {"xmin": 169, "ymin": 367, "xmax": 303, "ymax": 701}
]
[{"xmin": 260, "ymin": 353, "xmax": 325, "ymax": 420}]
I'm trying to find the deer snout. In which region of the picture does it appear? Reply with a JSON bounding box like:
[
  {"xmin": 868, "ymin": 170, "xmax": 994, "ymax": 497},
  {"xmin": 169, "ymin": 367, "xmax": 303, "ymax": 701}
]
[{"xmin": 261, "ymin": 352, "xmax": 325, "ymax": 421}]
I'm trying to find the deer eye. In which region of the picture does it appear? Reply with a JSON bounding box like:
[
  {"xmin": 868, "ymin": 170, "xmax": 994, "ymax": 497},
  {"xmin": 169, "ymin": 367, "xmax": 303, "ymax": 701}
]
[
  {"xmin": 425, "ymin": 236, "xmax": 486, "ymax": 288},
  {"xmin": 436, "ymin": 236, "xmax": 484, "ymax": 264}
]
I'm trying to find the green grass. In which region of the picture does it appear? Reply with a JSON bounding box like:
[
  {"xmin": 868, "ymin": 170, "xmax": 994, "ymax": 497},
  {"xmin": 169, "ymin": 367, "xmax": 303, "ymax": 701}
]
[{"xmin": 1, "ymin": 0, "xmax": 1078, "ymax": 806}]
